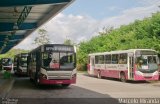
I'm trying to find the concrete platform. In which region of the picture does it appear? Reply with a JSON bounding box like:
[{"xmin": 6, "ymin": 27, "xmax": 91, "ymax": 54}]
[{"xmin": 0, "ymin": 72, "xmax": 15, "ymax": 98}]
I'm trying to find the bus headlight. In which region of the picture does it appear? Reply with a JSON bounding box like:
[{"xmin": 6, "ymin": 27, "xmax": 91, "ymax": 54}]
[
  {"xmin": 135, "ymin": 71, "xmax": 143, "ymax": 76},
  {"xmin": 40, "ymin": 73, "xmax": 47, "ymax": 79},
  {"xmin": 71, "ymin": 73, "xmax": 76, "ymax": 78},
  {"xmin": 153, "ymin": 71, "xmax": 159, "ymax": 76}
]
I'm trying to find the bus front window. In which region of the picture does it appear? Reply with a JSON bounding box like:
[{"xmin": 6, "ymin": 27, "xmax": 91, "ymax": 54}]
[
  {"xmin": 42, "ymin": 52, "xmax": 76, "ymax": 70},
  {"xmin": 136, "ymin": 56, "xmax": 158, "ymax": 73},
  {"xmin": 2, "ymin": 58, "xmax": 12, "ymax": 66},
  {"xmin": 50, "ymin": 52, "xmax": 59, "ymax": 69},
  {"xmin": 42, "ymin": 53, "xmax": 52, "ymax": 68},
  {"xmin": 59, "ymin": 52, "xmax": 75, "ymax": 70},
  {"xmin": 21, "ymin": 56, "xmax": 27, "ymax": 67}
]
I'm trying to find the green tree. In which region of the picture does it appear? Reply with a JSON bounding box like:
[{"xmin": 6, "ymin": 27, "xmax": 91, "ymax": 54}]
[
  {"xmin": 77, "ymin": 12, "xmax": 160, "ymax": 71},
  {"xmin": 99, "ymin": 26, "xmax": 114, "ymax": 36},
  {"xmin": 33, "ymin": 29, "xmax": 50, "ymax": 46},
  {"xmin": 0, "ymin": 49, "xmax": 29, "ymax": 59}
]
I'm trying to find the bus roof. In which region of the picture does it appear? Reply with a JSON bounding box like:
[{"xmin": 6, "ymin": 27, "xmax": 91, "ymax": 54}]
[
  {"xmin": 29, "ymin": 44, "xmax": 75, "ymax": 53},
  {"xmin": 15, "ymin": 53, "xmax": 28, "ymax": 57},
  {"xmin": 89, "ymin": 49, "xmax": 157, "ymax": 56}
]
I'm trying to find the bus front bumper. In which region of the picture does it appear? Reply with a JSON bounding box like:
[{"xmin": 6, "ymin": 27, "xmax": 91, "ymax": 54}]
[
  {"xmin": 39, "ymin": 77, "xmax": 76, "ymax": 85},
  {"xmin": 3, "ymin": 67, "xmax": 12, "ymax": 71},
  {"xmin": 134, "ymin": 75, "xmax": 159, "ymax": 81}
]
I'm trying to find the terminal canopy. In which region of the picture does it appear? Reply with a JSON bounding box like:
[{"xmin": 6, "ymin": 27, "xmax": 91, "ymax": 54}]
[{"xmin": 0, "ymin": 0, "xmax": 74, "ymax": 54}]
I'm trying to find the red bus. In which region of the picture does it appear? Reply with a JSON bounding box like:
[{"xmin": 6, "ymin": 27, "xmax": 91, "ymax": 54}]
[
  {"xmin": 88, "ymin": 49, "xmax": 159, "ymax": 82},
  {"xmin": 27, "ymin": 44, "xmax": 76, "ymax": 87}
]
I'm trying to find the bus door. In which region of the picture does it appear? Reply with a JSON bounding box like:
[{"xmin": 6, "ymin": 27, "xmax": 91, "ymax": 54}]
[
  {"xmin": 89, "ymin": 56, "xmax": 95, "ymax": 75},
  {"xmin": 36, "ymin": 52, "xmax": 41, "ymax": 72},
  {"xmin": 128, "ymin": 53, "xmax": 134, "ymax": 79}
]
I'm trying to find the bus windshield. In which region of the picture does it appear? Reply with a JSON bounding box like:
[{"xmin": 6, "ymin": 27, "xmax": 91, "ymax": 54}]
[
  {"xmin": 20, "ymin": 56, "xmax": 27, "ymax": 67},
  {"xmin": 136, "ymin": 55, "xmax": 158, "ymax": 73},
  {"xmin": 42, "ymin": 52, "xmax": 76, "ymax": 70},
  {"xmin": 2, "ymin": 58, "xmax": 12, "ymax": 66}
]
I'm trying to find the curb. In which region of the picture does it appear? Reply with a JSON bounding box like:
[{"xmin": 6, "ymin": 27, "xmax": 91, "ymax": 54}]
[{"xmin": 0, "ymin": 78, "xmax": 15, "ymax": 98}]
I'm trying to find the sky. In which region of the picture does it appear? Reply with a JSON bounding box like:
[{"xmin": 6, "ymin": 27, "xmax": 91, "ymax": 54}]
[{"xmin": 14, "ymin": 0, "xmax": 160, "ymax": 50}]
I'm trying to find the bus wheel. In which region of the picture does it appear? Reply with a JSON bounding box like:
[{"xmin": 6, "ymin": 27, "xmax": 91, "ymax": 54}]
[
  {"xmin": 62, "ymin": 84, "xmax": 70, "ymax": 87},
  {"xmin": 97, "ymin": 71, "xmax": 101, "ymax": 79},
  {"xmin": 120, "ymin": 73, "xmax": 126, "ymax": 82},
  {"xmin": 35, "ymin": 77, "xmax": 40, "ymax": 86},
  {"xmin": 30, "ymin": 77, "xmax": 34, "ymax": 82}
]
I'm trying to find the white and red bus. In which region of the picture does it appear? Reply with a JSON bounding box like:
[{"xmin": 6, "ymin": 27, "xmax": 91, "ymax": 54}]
[
  {"xmin": 0, "ymin": 58, "xmax": 13, "ymax": 71},
  {"xmin": 27, "ymin": 44, "xmax": 76, "ymax": 87},
  {"xmin": 14, "ymin": 53, "xmax": 28, "ymax": 76},
  {"xmin": 88, "ymin": 49, "xmax": 159, "ymax": 82}
]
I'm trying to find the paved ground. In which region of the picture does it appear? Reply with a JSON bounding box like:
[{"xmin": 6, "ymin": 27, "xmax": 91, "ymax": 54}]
[
  {"xmin": 6, "ymin": 77, "xmax": 109, "ymax": 98},
  {"xmin": 0, "ymin": 71, "xmax": 14, "ymax": 98},
  {"xmin": 76, "ymin": 74, "xmax": 160, "ymax": 98},
  {"xmin": 1, "ymin": 73, "xmax": 160, "ymax": 103}
]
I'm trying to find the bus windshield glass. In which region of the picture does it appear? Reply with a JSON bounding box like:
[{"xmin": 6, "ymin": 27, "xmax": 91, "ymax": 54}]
[
  {"xmin": 20, "ymin": 56, "xmax": 27, "ymax": 67},
  {"xmin": 136, "ymin": 50, "xmax": 159, "ymax": 73},
  {"xmin": 2, "ymin": 58, "xmax": 12, "ymax": 66},
  {"xmin": 42, "ymin": 52, "xmax": 76, "ymax": 70}
]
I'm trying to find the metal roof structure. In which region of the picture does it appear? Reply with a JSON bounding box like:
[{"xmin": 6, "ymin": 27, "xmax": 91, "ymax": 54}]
[{"xmin": 0, "ymin": 0, "xmax": 74, "ymax": 54}]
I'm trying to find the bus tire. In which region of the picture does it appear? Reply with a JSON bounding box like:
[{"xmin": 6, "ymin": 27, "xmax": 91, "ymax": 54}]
[
  {"xmin": 34, "ymin": 76, "xmax": 40, "ymax": 86},
  {"xmin": 120, "ymin": 72, "xmax": 126, "ymax": 82},
  {"xmin": 97, "ymin": 71, "xmax": 102, "ymax": 79},
  {"xmin": 62, "ymin": 84, "xmax": 70, "ymax": 87},
  {"xmin": 36, "ymin": 78, "xmax": 40, "ymax": 85},
  {"xmin": 30, "ymin": 77, "xmax": 34, "ymax": 82}
]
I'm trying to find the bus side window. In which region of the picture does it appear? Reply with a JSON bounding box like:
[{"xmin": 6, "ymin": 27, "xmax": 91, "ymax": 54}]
[
  {"xmin": 99, "ymin": 55, "xmax": 104, "ymax": 64},
  {"xmin": 105, "ymin": 55, "xmax": 111, "ymax": 64},
  {"xmin": 95, "ymin": 55, "xmax": 104, "ymax": 64},
  {"xmin": 112, "ymin": 54, "xmax": 118, "ymax": 64},
  {"xmin": 95, "ymin": 56, "xmax": 99, "ymax": 64},
  {"xmin": 119, "ymin": 53, "xmax": 127, "ymax": 64}
]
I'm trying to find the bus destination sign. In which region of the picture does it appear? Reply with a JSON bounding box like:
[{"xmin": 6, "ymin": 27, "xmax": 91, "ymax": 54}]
[{"xmin": 45, "ymin": 45, "xmax": 74, "ymax": 52}]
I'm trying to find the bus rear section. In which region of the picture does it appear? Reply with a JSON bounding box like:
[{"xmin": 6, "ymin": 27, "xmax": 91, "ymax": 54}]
[
  {"xmin": 14, "ymin": 53, "xmax": 28, "ymax": 76},
  {"xmin": 87, "ymin": 49, "xmax": 159, "ymax": 82},
  {"xmin": 28, "ymin": 44, "xmax": 76, "ymax": 87},
  {"xmin": 0, "ymin": 58, "xmax": 13, "ymax": 71}
]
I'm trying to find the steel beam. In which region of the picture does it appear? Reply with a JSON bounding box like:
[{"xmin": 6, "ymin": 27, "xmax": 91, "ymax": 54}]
[
  {"xmin": 0, "ymin": 35, "xmax": 24, "ymax": 41},
  {"xmin": 0, "ymin": 23, "xmax": 37, "ymax": 32},
  {"xmin": 17, "ymin": 6, "xmax": 32, "ymax": 27},
  {"xmin": 0, "ymin": 0, "xmax": 71, "ymax": 7}
]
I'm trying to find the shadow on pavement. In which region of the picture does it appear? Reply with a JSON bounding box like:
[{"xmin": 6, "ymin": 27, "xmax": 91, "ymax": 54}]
[{"xmin": 4, "ymin": 77, "xmax": 122, "ymax": 104}]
